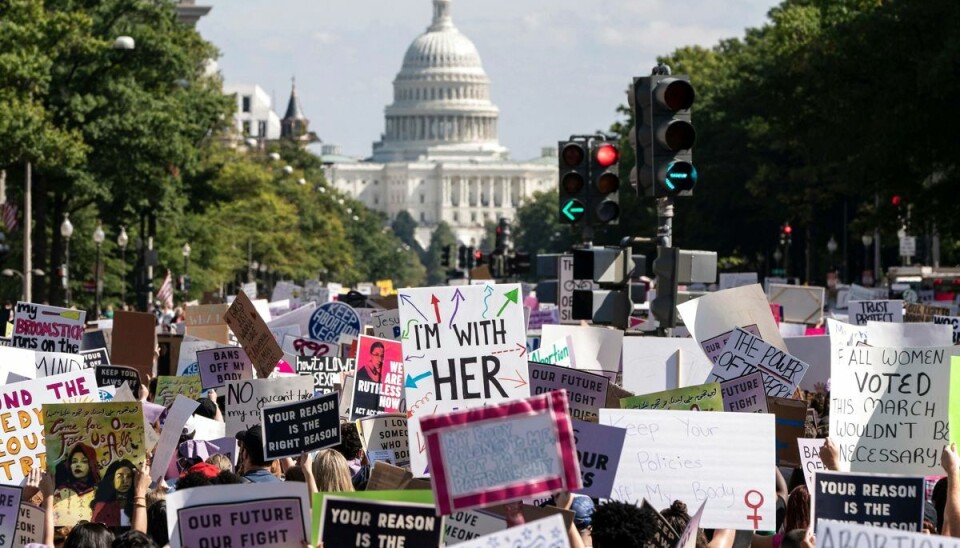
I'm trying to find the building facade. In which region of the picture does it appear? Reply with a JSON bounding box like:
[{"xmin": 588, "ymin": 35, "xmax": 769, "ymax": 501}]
[{"xmin": 223, "ymin": 84, "xmax": 282, "ymax": 141}]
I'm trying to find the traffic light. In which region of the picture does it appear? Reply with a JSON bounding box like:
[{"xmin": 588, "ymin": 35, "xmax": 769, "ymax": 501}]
[
  {"xmin": 780, "ymin": 223, "xmax": 793, "ymax": 246},
  {"xmin": 457, "ymin": 245, "xmax": 468, "ymax": 269},
  {"xmin": 590, "ymin": 142, "xmax": 620, "ymax": 224},
  {"xmin": 490, "ymin": 252, "xmax": 506, "ymax": 278},
  {"xmin": 466, "ymin": 246, "xmax": 476, "ymax": 269},
  {"xmin": 651, "ymin": 246, "xmax": 717, "ymax": 329},
  {"xmin": 558, "ymin": 140, "xmax": 588, "ymax": 224},
  {"xmin": 495, "ymin": 218, "xmax": 512, "ymax": 251},
  {"xmin": 474, "ymin": 249, "xmax": 485, "ymax": 266},
  {"xmin": 510, "ymin": 252, "xmax": 531, "ymax": 276},
  {"xmin": 442, "ymin": 245, "xmax": 454, "ymax": 268},
  {"xmin": 632, "ymin": 74, "xmax": 697, "ymax": 197}
]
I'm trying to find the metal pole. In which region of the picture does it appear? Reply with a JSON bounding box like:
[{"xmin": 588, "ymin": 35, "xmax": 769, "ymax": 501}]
[
  {"xmin": 120, "ymin": 247, "xmax": 126, "ymax": 305},
  {"xmin": 23, "ymin": 162, "xmax": 31, "ymax": 302},
  {"xmin": 147, "ymin": 235, "xmax": 153, "ymax": 307},
  {"xmin": 656, "ymin": 197, "xmax": 674, "ymax": 248},
  {"xmin": 95, "ymin": 243, "xmax": 102, "ymax": 318},
  {"xmin": 64, "ymin": 237, "xmax": 71, "ymax": 306}
]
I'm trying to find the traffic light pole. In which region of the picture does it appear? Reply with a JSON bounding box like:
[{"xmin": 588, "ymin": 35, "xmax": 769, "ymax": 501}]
[{"xmin": 656, "ymin": 196, "xmax": 674, "ymax": 248}]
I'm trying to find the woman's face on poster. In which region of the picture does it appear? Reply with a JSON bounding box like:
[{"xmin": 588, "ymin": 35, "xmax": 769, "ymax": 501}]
[
  {"xmin": 114, "ymin": 466, "xmax": 134, "ymax": 494},
  {"xmin": 70, "ymin": 451, "xmax": 90, "ymax": 479}
]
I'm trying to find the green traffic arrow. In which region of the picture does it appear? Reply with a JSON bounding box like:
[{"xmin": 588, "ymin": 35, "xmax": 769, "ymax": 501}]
[{"xmin": 562, "ymin": 200, "xmax": 584, "ymax": 221}]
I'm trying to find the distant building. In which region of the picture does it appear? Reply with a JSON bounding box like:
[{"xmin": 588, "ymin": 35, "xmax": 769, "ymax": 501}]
[
  {"xmin": 223, "ymin": 84, "xmax": 281, "ymax": 141},
  {"xmin": 319, "ymin": 0, "xmax": 557, "ymax": 248},
  {"xmin": 280, "ymin": 78, "xmax": 319, "ymax": 143},
  {"xmin": 175, "ymin": 0, "xmax": 212, "ymax": 27}
]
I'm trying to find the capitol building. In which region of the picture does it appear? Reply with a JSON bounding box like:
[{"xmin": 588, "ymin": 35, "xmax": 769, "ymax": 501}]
[{"xmin": 320, "ymin": 0, "xmax": 557, "ymax": 248}]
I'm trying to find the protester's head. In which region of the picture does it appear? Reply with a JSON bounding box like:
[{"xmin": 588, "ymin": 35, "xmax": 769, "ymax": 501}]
[
  {"xmin": 332, "ymin": 422, "xmax": 364, "ymax": 461},
  {"xmin": 783, "ymin": 485, "xmax": 811, "ymax": 533},
  {"xmin": 932, "ymin": 477, "xmax": 948, "ymax": 532},
  {"xmin": 63, "ymin": 521, "xmax": 114, "ymax": 548},
  {"xmin": 285, "ymin": 465, "xmax": 306, "ymax": 483},
  {"xmin": 368, "ymin": 341, "xmax": 385, "ymax": 376},
  {"xmin": 570, "ymin": 495, "xmax": 595, "ymax": 532},
  {"xmin": 56, "ymin": 444, "xmax": 100, "ymax": 492},
  {"xmin": 146, "ymin": 501, "xmax": 169, "ymax": 547},
  {"xmin": 176, "ymin": 471, "xmax": 214, "ymax": 491},
  {"xmin": 311, "ymin": 448, "xmax": 355, "ymax": 492},
  {"xmin": 111, "ymin": 531, "xmax": 158, "ymax": 548},
  {"xmin": 590, "ymin": 500, "xmax": 657, "ymax": 548},
  {"xmin": 206, "ymin": 453, "xmax": 233, "ymax": 472},
  {"xmin": 216, "ymin": 470, "xmax": 244, "ymax": 485},
  {"xmin": 660, "ymin": 500, "xmax": 708, "ymax": 548},
  {"xmin": 238, "ymin": 425, "xmax": 272, "ymax": 468}
]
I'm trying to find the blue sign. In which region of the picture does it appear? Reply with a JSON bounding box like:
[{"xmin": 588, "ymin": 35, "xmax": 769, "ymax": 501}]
[{"xmin": 309, "ymin": 302, "xmax": 361, "ymax": 344}]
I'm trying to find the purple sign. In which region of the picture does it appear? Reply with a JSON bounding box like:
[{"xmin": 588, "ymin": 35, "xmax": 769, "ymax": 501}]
[
  {"xmin": 528, "ymin": 362, "xmax": 608, "ymax": 421},
  {"xmin": 572, "ymin": 420, "xmax": 625, "ymax": 499},
  {"xmin": 177, "ymin": 497, "xmax": 307, "ymax": 548},
  {"xmin": 528, "ymin": 308, "xmax": 560, "ymax": 331},
  {"xmin": 197, "ymin": 347, "xmax": 254, "ymax": 391},
  {"xmin": 0, "ymin": 484, "xmax": 22, "ymax": 547},
  {"xmin": 720, "ymin": 372, "xmax": 768, "ymax": 413}
]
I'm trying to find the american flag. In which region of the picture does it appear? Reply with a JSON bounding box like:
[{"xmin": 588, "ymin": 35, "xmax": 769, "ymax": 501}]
[
  {"xmin": 1, "ymin": 202, "xmax": 17, "ymax": 232},
  {"xmin": 156, "ymin": 269, "xmax": 174, "ymax": 309}
]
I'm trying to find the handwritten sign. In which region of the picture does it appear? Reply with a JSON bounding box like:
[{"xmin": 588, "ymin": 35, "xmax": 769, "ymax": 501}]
[
  {"xmin": 296, "ymin": 356, "xmax": 353, "ymax": 393},
  {"xmin": 444, "ymin": 509, "xmax": 505, "ymax": 546},
  {"xmin": 813, "ymin": 471, "xmax": 924, "ymax": 530},
  {"xmin": 529, "ymin": 362, "xmax": 607, "ymax": 420},
  {"xmin": 371, "ymin": 309, "xmax": 401, "ymax": 340},
  {"xmin": 316, "ymin": 494, "xmax": 444, "ymax": 548},
  {"xmin": 309, "ymin": 301, "xmax": 360, "ymax": 344},
  {"xmin": 678, "ymin": 285, "xmax": 787, "ymax": 362},
  {"xmin": 621, "ymin": 382, "xmax": 723, "ymax": 411},
  {"xmin": 849, "ymin": 300, "xmax": 903, "ymax": 325},
  {"xmin": 261, "ymin": 393, "xmax": 340, "ymax": 460},
  {"xmin": 708, "ymin": 327, "xmax": 810, "ymax": 398},
  {"xmin": 12, "ymin": 302, "xmax": 84, "ymax": 353},
  {"xmin": 421, "ymin": 390, "xmax": 581, "ymax": 515},
  {"xmin": 351, "ymin": 336, "xmax": 404, "ymax": 420},
  {"xmin": 0, "ymin": 485, "xmax": 21, "ymax": 548},
  {"xmin": 224, "ymin": 290, "xmax": 284, "ymax": 379},
  {"xmin": 600, "ymin": 409, "xmax": 776, "ymax": 530},
  {"xmin": 528, "ymin": 335, "xmax": 575, "ymax": 367},
  {"xmin": 454, "ymin": 513, "xmax": 567, "ymax": 548},
  {"xmin": 13, "ymin": 502, "xmax": 43, "ymax": 546},
  {"xmin": 527, "ymin": 308, "xmax": 560, "ymax": 332},
  {"xmin": 177, "ymin": 339, "xmax": 220, "ymax": 376},
  {"xmin": 155, "ymin": 376, "xmax": 202, "ymax": 407},
  {"xmin": 224, "ymin": 377, "xmax": 314, "ymax": 437},
  {"xmin": 572, "ymin": 420, "xmax": 625, "ymax": 499},
  {"xmin": 399, "ymin": 283, "xmax": 529, "ymax": 475},
  {"xmin": 356, "ymin": 414, "xmax": 410, "ymax": 469},
  {"xmin": 281, "ymin": 334, "xmax": 335, "ymax": 359},
  {"xmin": 933, "ymin": 315, "xmax": 960, "ymax": 344},
  {"xmin": 831, "ymin": 345, "xmax": 958, "ymax": 474},
  {"xmin": 197, "ymin": 347, "xmax": 253, "ymax": 391},
  {"xmin": 720, "ymin": 372, "xmax": 768, "ymax": 413},
  {"xmin": 797, "ymin": 438, "xmax": 826, "ymax": 489},
  {"xmin": 34, "ymin": 351, "xmax": 85, "ymax": 378},
  {"xmin": 167, "ymin": 482, "xmax": 311, "ymax": 548}
]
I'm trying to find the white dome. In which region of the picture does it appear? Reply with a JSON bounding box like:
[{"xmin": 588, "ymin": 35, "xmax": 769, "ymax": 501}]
[{"xmin": 400, "ymin": 28, "xmax": 484, "ymax": 75}]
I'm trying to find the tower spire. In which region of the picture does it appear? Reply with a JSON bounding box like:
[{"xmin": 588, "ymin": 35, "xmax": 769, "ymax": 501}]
[{"xmin": 429, "ymin": 0, "xmax": 453, "ymax": 31}]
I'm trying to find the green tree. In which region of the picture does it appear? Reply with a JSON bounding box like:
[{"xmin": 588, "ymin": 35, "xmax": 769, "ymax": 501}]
[{"xmin": 423, "ymin": 222, "xmax": 457, "ymax": 285}]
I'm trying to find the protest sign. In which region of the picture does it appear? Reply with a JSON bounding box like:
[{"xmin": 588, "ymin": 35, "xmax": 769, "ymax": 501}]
[
  {"xmin": 0, "ymin": 347, "xmax": 35, "ymax": 383},
  {"xmin": 177, "ymin": 339, "xmax": 230, "ymax": 377},
  {"xmin": 904, "ymin": 302, "xmax": 952, "ymax": 323},
  {"xmin": 767, "ymin": 396, "xmax": 808, "ymax": 467},
  {"xmin": 0, "ymin": 369, "xmax": 98, "ymax": 485},
  {"xmin": 356, "ymin": 414, "xmax": 410, "ymax": 469},
  {"xmin": 0, "ymin": 485, "xmax": 21, "ymax": 548},
  {"xmin": 708, "ymin": 327, "xmax": 810, "ymax": 398},
  {"xmin": 223, "ymin": 290, "xmax": 284, "ymax": 379},
  {"xmin": 529, "ymin": 362, "xmax": 607, "ymax": 420},
  {"xmin": 454, "ymin": 513, "xmax": 567, "ymax": 548},
  {"xmin": 309, "ymin": 301, "xmax": 361, "ymax": 344},
  {"xmin": 43, "ymin": 401, "xmax": 145, "ymax": 527},
  {"xmin": 295, "ymin": 356, "xmax": 353, "ymax": 393},
  {"xmin": 444, "ymin": 509, "xmax": 505, "ymax": 546},
  {"xmin": 420, "ymin": 390, "xmax": 581, "ymax": 515},
  {"xmin": 813, "ymin": 471, "xmax": 924, "ymax": 531},
  {"xmin": 528, "ymin": 335, "xmax": 575, "ymax": 367},
  {"xmin": 185, "ymin": 304, "xmax": 229, "ymax": 327},
  {"xmin": 621, "ymin": 382, "xmax": 723, "ymax": 411},
  {"xmin": 261, "ymin": 392, "xmax": 340, "ymax": 460},
  {"xmin": 366, "ymin": 462, "xmax": 414, "ymax": 491},
  {"xmin": 677, "ymin": 501, "xmax": 707, "ymax": 548},
  {"xmin": 867, "ymin": 321, "xmax": 953, "ymax": 347},
  {"xmin": 768, "ymin": 284, "xmax": 825, "ymax": 324},
  {"xmin": 642, "ymin": 499, "xmax": 680, "ymax": 547},
  {"xmin": 678, "ymin": 284, "xmax": 788, "ymax": 362},
  {"xmin": 80, "ymin": 348, "xmax": 109, "ymax": 369},
  {"xmin": 281, "ymin": 333, "xmax": 336, "ymax": 359},
  {"xmin": 600, "ymin": 409, "xmax": 776, "ymax": 530},
  {"xmin": 817, "ymin": 520, "xmax": 955, "ymax": 548},
  {"xmin": 94, "ymin": 365, "xmax": 141, "ymax": 393},
  {"xmin": 720, "ymin": 372, "xmax": 768, "ymax": 413},
  {"xmin": 14, "ymin": 502, "xmax": 43, "ymax": 546},
  {"xmin": 849, "ymin": 300, "xmax": 903, "ymax": 325},
  {"xmin": 398, "ymin": 283, "xmax": 530, "ymax": 475},
  {"xmin": 314, "ymin": 492, "xmax": 443, "ymax": 548},
  {"xmin": 831, "ymin": 344, "xmax": 958, "ymax": 474},
  {"xmin": 527, "ymin": 307, "xmax": 560, "ymax": 332},
  {"xmin": 719, "ymin": 272, "xmax": 758, "ymax": 290},
  {"xmin": 196, "ymin": 347, "xmax": 253, "ymax": 391},
  {"xmin": 572, "ymin": 420, "xmax": 625, "ymax": 499},
  {"xmin": 351, "ymin": 335, "xmax": 404, "ymax": 420},
  {"xmin": 33, "ymin": 351, "xmax": 84, "ymax": 378},
  {"xmin": 11, "ymin": 302, "xmax": 85, "ymax": 354},
  {"xmin": 558, "ymin": 254, "xmax": 595, "ymax": 324},
  {"xmin": 934, "ymin": 316, "xmax": 960, "ymax": 344},
  {"xmin": 371, "ymin": 309, "xmax": 400, "ymax": 340},
  {"xmin": 155, "ymin": 376, "xmax": 202, "ymax": 407},
  {"xmin": 622, "ymin": 337, "xmax": 716, "ymax": 394},
  {"xmin": 167, "ymin": 482, "xmax": 311, "ymax": 548},
  {"xmin": 80, "ymin": 330, "xmax": 108, "ymax": 353},
  {"xmin": 541, "ymin": 324, "xmax": 622, "ymax": 374},
  {"xmin": 798, "ymin": 438, "xmax": 826, "ymax": 489},
  {"xmin": 224, "ymin": 376, "xmax": 314, "ymax": 437},
  {"xmin": 151, "ymin": 395, "xmax": 200, "ymax": 483},
  {"xmin": 110, "ymin": 310, "xmax": 156, "ymax": 379},
  {"xmin": 783, "ymin": 335, "xmax": 831, "ymax": 392},
  {"xmin": 267, "ymin": 302, "xmax": 316, "ymax": 338}
]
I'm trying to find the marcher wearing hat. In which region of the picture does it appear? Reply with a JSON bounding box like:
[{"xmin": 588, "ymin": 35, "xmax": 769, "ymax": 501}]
[{"xmin": 236, "ymin": 425, "xmax": 280, "ymax": 483}]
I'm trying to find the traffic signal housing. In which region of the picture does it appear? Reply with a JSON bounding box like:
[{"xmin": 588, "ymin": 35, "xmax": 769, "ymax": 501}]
[
  {"xmin": 442, "ymin": 244, "xmax": 454, "ymax": 268},
  {"xmin": 457, "ymin": 245, "xmax": 468, "ymax": 269},
  {"xmin": 650, "ymin": 246, "xmax": 717, "ymax": 328},
  {"xmin": 558, "ymin": 141, "xmax": 588, "ymax": 224},
  {"xmin": 632, "ymin": 74, "xmax": 697, "ymax": 197},
  {"xmin": 590, "ymin": 142, "xmax": 620, "ymax": 225}
]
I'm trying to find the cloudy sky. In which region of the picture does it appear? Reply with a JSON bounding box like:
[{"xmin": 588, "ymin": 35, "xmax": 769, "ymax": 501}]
[{"xmin": 197, "ymin": 0, "xmax": 780, "ymax": 160}]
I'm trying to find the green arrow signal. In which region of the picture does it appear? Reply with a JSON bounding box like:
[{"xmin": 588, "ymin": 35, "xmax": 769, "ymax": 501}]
[{"xmin": 561, "ymin": 199, "xmax": 585, "ymax": 222}]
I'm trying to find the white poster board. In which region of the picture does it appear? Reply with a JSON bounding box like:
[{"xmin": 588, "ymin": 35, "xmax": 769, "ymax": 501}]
[
  {"xmin": 541, "ymin": 324, "xmax": 622, "ymax": 374},
  {"xmin": 621, "ymin": 337, "xmax": 714, "ymax": 394},
  {"xmin": 767, "ymin": 284, "xmax": 825, "ymax": 325},
  {"xmin": 848, "ymin": 300, "xmax": 903, "ymax": 326},
  {"xmin": 224, "ymin": 376, "xmax": 315, "ymax": 437}
]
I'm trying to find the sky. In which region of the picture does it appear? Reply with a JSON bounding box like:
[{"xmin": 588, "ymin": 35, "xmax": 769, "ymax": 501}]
[{"xmin": 197, "ymin": 0, "xmax": 781, "ymax": 161}]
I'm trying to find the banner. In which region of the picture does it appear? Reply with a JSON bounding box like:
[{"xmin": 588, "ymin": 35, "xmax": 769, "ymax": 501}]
[
  {"xmin": 572, "ymin": 420, "xmax": 625, "ymax": 499},
  {"xmin": 224, "ymin": 377, "xmax": 314, "ymax": 437},
  {"xmin": 849, "ymin": 300, "xmax": 903, "ymax": 325},
  {"xmin": 420, "ymin": 390, "xmax": 581, "ymax": 515},
  {"xmin": 356, "ymin": 414, "xmax": 410, "ymax": 469},
  {"xmin": 224, "ymin": 290, "xmax": 284, "ymax": 379},
  {"xmin": 453, "ymin": 513, "xmax": 567, "ymax": 548},
  {"xmin": 399, "ymin": 283, "xmax": 530, "ymax": 475},
  {"xmin": 708, "ymin": 327, "xmax": 809, "ymax": 398},
  {"xmin": 621, "ymin": 382, "xmax": 723, "ymax": 411},
  {"xmin": 155, "ymin": 376, "xmax": 202, "ymax": 407},
  {"xmin": 167, "ymin": 482, "xmax": 311, "ymax": 548},
  {"xmin": 309, "ymin": 301, "xmax": 361, "ymax": 344},
  {"xmin": 720, "ymin": 372, "xmax": 768, "ymax": 413},
  {"xmin": 813, "ymin": 471, "xmax": 924, "ymax": 531},
  {"xmin": 261, "ymin": 393, "xmax": 340, "ymax": 460},
  {"xmin": 351, "ymin": 335, "xmax": 404, "ymax": 420},
  {"xmin": 196, "ymin": 347, "xmax": 253, "ymax": 391},
  {"xmin": 94, "ymin": 365, "xmax": 141, "ymax": 394},
  {"xmin": 315, "ymin": 493, "xmax": 443, "ymax": 548},
  {"xmin": 831, "ymin": 345, "xmax": 958, "ymax": 474},
  {"xmin": 295, "ymin": 356, "xmax": 353, "ymax": 394},
  {"xmin": 0, "ymin": 485, "xmax": 21, "ymax": 548},
  {"xmin": 528, "ymin": 362, "xmax": 607, "ymax": 420},
  {"xmin": 600, "ymin": 409, "xmax": 776, "ymax": 530}
]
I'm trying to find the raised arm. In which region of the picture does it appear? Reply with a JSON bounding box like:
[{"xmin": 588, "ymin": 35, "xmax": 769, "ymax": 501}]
[{"xmin": 942, "ymin": 443, "xmax": 960, "ymax": 537}]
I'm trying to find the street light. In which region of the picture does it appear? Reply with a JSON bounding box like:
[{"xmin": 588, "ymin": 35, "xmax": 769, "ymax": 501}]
[
  {"xmin": 60, "ymin": 213, "xmax": 74, "ymax": 306},
  {"xmin": 3, "ymin": 268, "xmax": 45, "ymax": 302},
  {"xmin": 93, "ymin": 220, "xmax": 105, "ymax": 318},
  {"xmin": 117, "ymin": 226, "xmax": 128, "ymax": 305},
  {"xmin": 827, "ymin": 236, "xmax": 838, "ymax": 254}
]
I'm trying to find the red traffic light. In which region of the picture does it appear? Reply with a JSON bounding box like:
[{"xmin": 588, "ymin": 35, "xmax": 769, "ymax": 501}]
[
  {"xmin": 891, "ymin": 195, "xmax": 902, "ymax": 206},
  {"xmin": 783, "ymin": 223, "xmax": 792, "ymax": 235},
  {"xmin": 594, "ymin": 144, "xmax": 619, "ymax": 168},
  {"xmin": 474, "ymin": 250, "xmax": 482, "ymax": 260}
]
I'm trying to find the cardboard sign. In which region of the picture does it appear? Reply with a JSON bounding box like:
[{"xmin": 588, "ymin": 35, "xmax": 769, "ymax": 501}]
[
  {"xmin": 768, "ymin": 284, "xmax": 825, "ymax": 324},
  {"xmin": 621, "ymin": 382, "xmax": 723, "ymax": 411},
  {"xmin": 0, "ymin": 369, "xmax": 98, "ymax": 485},
  {"xmin": 528, "ymin": 362, "xmax": 607, "ymax": 420},
  {"xmin": 224, "ymin": 376, "xmax": 314, "ymax": 437},
  {"xmin": 0, "ymin": 485, "xmax": 21, "ymax": 548},
  {"xmin": 223, "ymin": 290, "xmax": 284, "ymax": 379},
  {"xmin": 798, "ymin": 438, "xmax": 826, "ymax": 489},
  {"xmin": 572, "ymin": 420, "xmax": 625, "ymax": 499},
  {"xmin": 398, "ymin": 283, "xmax": 530, "ymax": 475},
  {"xmin": 849, "ymin": 300, "xmax": 903, "ymax": 325},
  {"xmin": 356, "ymin": 414, "xmax": 410, "ymax": 469},
  {"xmin": 371, "ymin": 309, "xmax": 401, "ymax": 340},
  {"xmin": 813, "ymin": 471, "xmax": 924, "ymax": 531},
  {"xmin": 708, "ymin": 327, "xmax": 810, "ymax": 398},
  {"xmin": 167, "ymin": 482, "xmax": 311, "ymax": 548},
  {"xmin": 33, "ymin": 351, "xmax": 85, "ymax": 378},
  {"xmin": 444, "ymin": 509, "xmax": 505, "ymax": 546},
  {"xmin": 528, "ymin": 336, "xmax": 575, "ymax": 367},
  {"xmin": 904, "ymin": 302, "xmax": 951, "ymax": 323},
  {"xmin": 600, "ymin": 409, "xmax": 776, "ymax": 530},
  {"xmin": 185, "ymin": 304, "xmax": 229, "ymax": 326},
  {"xmin": 155, "ymin": 376, "xmax": 202, "ymax": 407},
  {"xmin": 110, "ymin": 310, "xmax": 157, "ymax": 379},
  {"xmin": 261, "ymin": 392, "xmax": 340, "ymax": 460},
  {"xmin": 196, "ymin": 347, "xmax": 253, "ymax": 391},
  {"xmin": 95, "ymin": 365, "xmax": 141, "ymax": 393},
  {"xmin": 454, "ymin": 513, "xmax": 567, "ymax": 548},
  {"xmin": 295, "ymin": 356, "xmax": 353, "ymax": 394},
  {"xmin": 309, "ymin": 301, "xmax": 361, "ymax": 344},
  {"xmin": 720, "ymin": 372, "xmax": 768, "ymax": 413},
  {"xmin": 43, "ymin": 402, "xmax": 145, "ymax": 527},
  {"xmin": 420, "ymin": 390, "xmax": 581, "ymax": 515},
  {"xmin": 316, "ymin": 494, "xmax": 443, "ymax": 548},
  {"xmin": 12, "ymin": 302, "xmax": 85, "ymax": 353},
  {"xmin": 14, "ymin": 503, "xmax": 43, "ymax": 547},
  {"xmin": 351, "ymin": 335, "xmax": 404, "ymax": 420},
  {"xmin": 80, "ymin": 348, "xmax": 110, "ymax": 369},
  {"xmin": 831, "ymin": 345, "xmax": 958, "ymax": 474},
  {"xmin": 767, "ymin": 396, "xmax": 808, "ymax": 467}
]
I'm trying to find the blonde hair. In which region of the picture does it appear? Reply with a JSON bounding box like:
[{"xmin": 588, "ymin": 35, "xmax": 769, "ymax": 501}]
[
  {"xmin": 206, "ymin": 453, "xmax": 233, "ymax": 472},
  {"xmin": 312, "ymin": 449, "xmax": 355, "ymax": 492}
]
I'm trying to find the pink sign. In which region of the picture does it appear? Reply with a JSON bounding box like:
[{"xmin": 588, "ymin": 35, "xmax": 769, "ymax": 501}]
[
  {"xmin": 420, "ymin": 390, "xmax": 581, "ymax": 515},
  {"xmin": 350, "ymin": 335, "xmax": 404, "ymax": 420}
]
